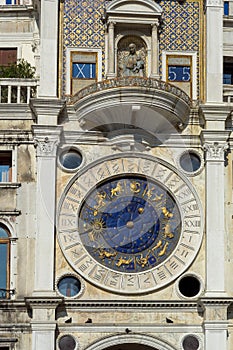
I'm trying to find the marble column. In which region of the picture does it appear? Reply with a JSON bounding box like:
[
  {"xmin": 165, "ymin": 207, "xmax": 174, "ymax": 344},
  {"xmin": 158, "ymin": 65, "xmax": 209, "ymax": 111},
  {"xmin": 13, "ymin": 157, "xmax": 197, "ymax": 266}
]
[
  {"xmin": 150, "ymin": 21, "xmax": 159, "ymax": 78},
  {"xmin": 107, "ymin": 21, "xmax": 116, "ymax": 78}
]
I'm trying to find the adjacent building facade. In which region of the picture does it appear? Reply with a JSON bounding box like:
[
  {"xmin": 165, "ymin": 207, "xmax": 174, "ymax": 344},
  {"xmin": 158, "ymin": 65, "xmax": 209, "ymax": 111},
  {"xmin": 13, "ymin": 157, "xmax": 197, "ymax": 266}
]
[{"xmin": 0, "ymin": 0, "xmax": 233, "ymax": 349}]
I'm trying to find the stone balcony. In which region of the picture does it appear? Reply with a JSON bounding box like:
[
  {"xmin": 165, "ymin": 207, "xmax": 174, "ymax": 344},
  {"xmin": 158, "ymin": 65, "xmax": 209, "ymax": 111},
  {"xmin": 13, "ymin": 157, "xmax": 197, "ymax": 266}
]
[
  {"xmin": 0, "ymin": 78, "xmax": 39, "ymax": 120},
  {"xmin": 223, "ymin": 84, "xmax": 233, "ymax": 103},
  {"xmin": 0, "ymin": 78, "xmax": 38, "ymax": 104},
  {"xmin": 68, "ymin": 77, "xmax": 191, "ymax": 132}
]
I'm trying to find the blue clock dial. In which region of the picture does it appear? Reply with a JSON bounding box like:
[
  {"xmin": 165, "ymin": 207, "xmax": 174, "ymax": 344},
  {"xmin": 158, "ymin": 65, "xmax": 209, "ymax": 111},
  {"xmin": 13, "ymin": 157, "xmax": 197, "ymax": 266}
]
[
  {"xmin": 78, "ymin": 176, "xmax": 181, "ymax": 273},
  {"xmin": 101, "ymin": 196, "xmax": 159, "ymax": 254}
]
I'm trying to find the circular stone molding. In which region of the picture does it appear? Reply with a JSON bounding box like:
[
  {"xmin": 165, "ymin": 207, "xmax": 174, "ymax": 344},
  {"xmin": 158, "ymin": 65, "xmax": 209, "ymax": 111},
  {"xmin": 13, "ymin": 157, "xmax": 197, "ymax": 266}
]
[
  {"xmin": 176, "ymin": 273, "xmax": 203, "ymax": 299},
  {"xmin": 177, "ymin": 149, "xmax": 203, "ymax": 177},
  {"xmin": 57, "ymin": 334, "xmax": 79, "ymax": 350},
  {"xmin": 55, "ymin": 273, "xmax": 85, "ymax": 299},
  {"xmin": 57, "ymin": 154, "xmax": 203, "ymax": 294},
  {"xmin": 180, "ymin": 334, "xmax": 202, "ymax": 350},
  {"xmin": 58, "ymin": 146, "xmax": 83, "ymax": 172}
]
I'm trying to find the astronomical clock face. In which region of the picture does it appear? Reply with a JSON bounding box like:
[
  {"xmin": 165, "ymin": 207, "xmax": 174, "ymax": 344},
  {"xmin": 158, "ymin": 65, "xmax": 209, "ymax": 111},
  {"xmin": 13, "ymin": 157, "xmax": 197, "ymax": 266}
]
[{"xmin": 58, "ymin": 155, "xmax": 203, "ymax": 294}]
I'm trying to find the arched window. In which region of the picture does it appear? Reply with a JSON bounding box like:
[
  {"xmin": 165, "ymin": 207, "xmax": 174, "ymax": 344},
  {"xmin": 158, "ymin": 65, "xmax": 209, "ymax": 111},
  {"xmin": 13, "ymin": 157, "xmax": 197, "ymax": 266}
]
[{"xmin": 0, "ymin": 225, "xmax": 10, "ymax": 299}]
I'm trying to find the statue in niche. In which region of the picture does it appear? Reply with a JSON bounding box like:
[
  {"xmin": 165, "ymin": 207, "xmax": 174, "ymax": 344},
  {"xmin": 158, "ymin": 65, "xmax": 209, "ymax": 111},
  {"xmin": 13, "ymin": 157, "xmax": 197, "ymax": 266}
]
[{"xmin": 119, "ymin": 43, "xmax": 145, "ymax": 77}]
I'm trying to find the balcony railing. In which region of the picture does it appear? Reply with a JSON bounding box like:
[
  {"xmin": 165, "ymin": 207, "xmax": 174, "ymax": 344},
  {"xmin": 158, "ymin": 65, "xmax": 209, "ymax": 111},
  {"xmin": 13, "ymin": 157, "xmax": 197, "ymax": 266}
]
[
  {"xmin": 0, "ymin": 78, "xmax": 38, "ymax": 103},
  {"xmin": 0, "ymin": 0, "xmax": 32, "ymax": 5},
  {"xmin": 223, "ymin": 84, "xmax": 233, "ymax": 102}
]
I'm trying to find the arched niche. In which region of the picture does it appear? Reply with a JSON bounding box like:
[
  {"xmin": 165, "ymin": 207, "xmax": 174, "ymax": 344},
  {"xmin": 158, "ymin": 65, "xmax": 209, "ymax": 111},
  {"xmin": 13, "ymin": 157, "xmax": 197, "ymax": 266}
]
[
  {"xmin": 84, "ymin": 334, "xmax": 177, "ymax": 350},
  {"xmin": 105, "ymin": 0, "xmax": 162, "ymax": 79},
  {"xmin": 117, "ymin": 35, "xmax": 147, "ymax": 77}
]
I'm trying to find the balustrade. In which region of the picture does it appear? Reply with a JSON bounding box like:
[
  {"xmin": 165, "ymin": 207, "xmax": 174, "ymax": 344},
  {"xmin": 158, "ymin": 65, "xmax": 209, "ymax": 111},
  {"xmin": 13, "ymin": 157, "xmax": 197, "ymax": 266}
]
[{"xmin": 0, "ymin": 78, "xmax": 38, "ymax": 104}]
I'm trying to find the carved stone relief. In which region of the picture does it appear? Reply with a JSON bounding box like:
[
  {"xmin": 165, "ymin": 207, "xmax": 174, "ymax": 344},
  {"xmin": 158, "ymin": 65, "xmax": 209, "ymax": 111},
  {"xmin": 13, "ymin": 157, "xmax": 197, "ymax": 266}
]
[{"xmin": 117, "ymin": 36, "xmax": 147, "ymax": 77}]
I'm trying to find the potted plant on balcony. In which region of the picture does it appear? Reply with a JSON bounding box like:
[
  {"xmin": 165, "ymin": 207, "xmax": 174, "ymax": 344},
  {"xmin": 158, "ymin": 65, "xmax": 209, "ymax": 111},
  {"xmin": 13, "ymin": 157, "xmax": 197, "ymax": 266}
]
[{"xmin": 0, "ymin": 59, "xmax": 36, "ymax": 103}]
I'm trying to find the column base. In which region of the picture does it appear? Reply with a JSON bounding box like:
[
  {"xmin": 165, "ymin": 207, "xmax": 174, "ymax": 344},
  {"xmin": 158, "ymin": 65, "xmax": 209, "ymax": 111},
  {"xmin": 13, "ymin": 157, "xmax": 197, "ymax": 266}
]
[
  {"xmin": 106, "ymin": 73, "xmax": 117, "ymax": 79},
  {"xmin": 32, "ymin": 290, "xmax": 57, "ymax": 297},
  {"xmin": 204, "ymin": 291, "xmax": 229, "ymax": 298},
  {"xmin": 150, "ymin": 74, "xmax": 160, "ymax": 80}
]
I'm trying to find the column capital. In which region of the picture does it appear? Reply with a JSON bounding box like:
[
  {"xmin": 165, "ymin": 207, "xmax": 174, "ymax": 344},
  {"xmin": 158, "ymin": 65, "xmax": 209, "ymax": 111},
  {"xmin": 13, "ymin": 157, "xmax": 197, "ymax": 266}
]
[
  {"xmin": 151, "ymin": 19, "xmax": 159, "ymax": 29},
  {"xmin": 201, "ymin": 130, "xmax": 230, "ymax": 161},
  {"xmin": 202, "ymin": 142, "xmax": 229, "ymax": 161},
  {"xmin": 32, "ymin": 126, "xmax": 62, "ymax": 157},
  {"xmin": 108, "ymin": 21, "xmax": 116, "ymax": 28}
]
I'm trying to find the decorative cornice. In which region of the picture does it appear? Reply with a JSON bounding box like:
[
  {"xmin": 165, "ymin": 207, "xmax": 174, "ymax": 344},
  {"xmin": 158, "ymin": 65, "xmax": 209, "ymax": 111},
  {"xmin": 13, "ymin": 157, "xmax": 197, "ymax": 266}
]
[
  {"xmin": 0, "ymin": 338, "xmax": 18, "ymax": 343},
  {"xmin": 0, "ymin": 210, "xmax": 21, "ymax": 216},
  {"xmin": 30, "ymin": 98, "xmax": 66, "ymax": 125},
  {"xmin": 199, "ymin": 104, "xmax": 231, "ymax": 123},
  {"xmin": 0, "ymin": 183, "xmax": 21, "ymax": 189},
  {"xmin": 0, "ymin": 300, "xmax": 27, "ymax": 310},
  {"xmin": 25, "ymin": 296, "xmax": 63, "ymax": 308},
  {"xmin": 62, "ymin": 300, "xmax": 199, "ymax": 310},
  {"xmin": 199, "ymin": 297, "xmax": 233, "ymax": 306}
]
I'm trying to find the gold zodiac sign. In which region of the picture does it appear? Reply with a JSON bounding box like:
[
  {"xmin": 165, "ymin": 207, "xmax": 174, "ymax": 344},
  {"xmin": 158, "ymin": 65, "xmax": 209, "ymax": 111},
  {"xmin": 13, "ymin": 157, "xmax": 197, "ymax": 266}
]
[
  {"xmin": 142, "ymin": 186, "xmax": 154, "ymax": 198},
  {"xmin": 153, "ymin": 193, "xmax": 164, "ymax": 201},
  {"xmin": 152, "ymin": 240, "xmax": 163, "ymax": 251},
  {"xmin": 130, "ymin": 181, "xmax": 141, "ymax": 193},
  {"xmin": 145, "ymin": 188, "xmax": 154, "ymax": 199},
  {"xmin": 111, "ymin": 182, "xmax": 123, "ymax": 197},
  {"xmin": 116, "ymin": 256, "xmax": 133, "ymax": 267},
  {"xmin": 161, "ymin": 207, "xmax": 173, "ymax": 218},
  {"xmin": 98, "ymin": 248, "xmax": 117, "ymax": 260},
  {"xmin": 93, "ymin": 192, "xmax": 106, "ymax": 216},
  {"xmin": 88, "ymin": 219, "xmax": 105, "ymax": 241},
  {"xmin": 136, "ymin": 253, "xmax": 150, "ymax": 268},
  {"xmin": 163, "ymin": 223, "xmax": 174, "ymax": 239},
  {"xmin": 158, "ymin": 242, "xmax": 169, "ymax": 256}
]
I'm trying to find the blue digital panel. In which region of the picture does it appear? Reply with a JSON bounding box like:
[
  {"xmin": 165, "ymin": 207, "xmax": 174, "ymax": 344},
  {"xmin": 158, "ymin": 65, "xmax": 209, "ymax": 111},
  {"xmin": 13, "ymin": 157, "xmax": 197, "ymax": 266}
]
[
  {"xmin": 223, "ymin": 73, "xmax": 232, "ymax": 84},
  {"xmin": 0, "ymin": 244, "xmax": 7, "ymax": 298},
  {"xmin": 72, "ymin": 63, "xmax": 96, "ymax": 79},
  {"xmin": 168, "ymin": 66, "xmax": 191, "ymax": 82},
  {"xmin": 224, "ymin": 1, "xmax": 229, "ymax": 15}
]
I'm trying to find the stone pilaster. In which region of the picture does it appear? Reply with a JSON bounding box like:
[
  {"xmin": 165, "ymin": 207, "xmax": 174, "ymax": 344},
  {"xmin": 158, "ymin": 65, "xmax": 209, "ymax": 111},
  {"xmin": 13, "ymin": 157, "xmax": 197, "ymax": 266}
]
[
  {"xmin": 205, "ymin": 0, "xmax": 223, "ymax": 102},
  {"xmin": 38, "ymin": 0, "xmax": 59, "ymax": 97},
  {"xmin": 201, "ymin": 131, "xmax": 230, "ymax": 295},
  {"xmin": 199, "ymin": 298, "xmax": 232, "ymax": 350},
  {"xmin": 26, "ymin": 297, "xmax": 62, "ymax": 350},
  {"xmin": 32, "ymin": 126, "xmax": 62, "ymax": 296}
]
